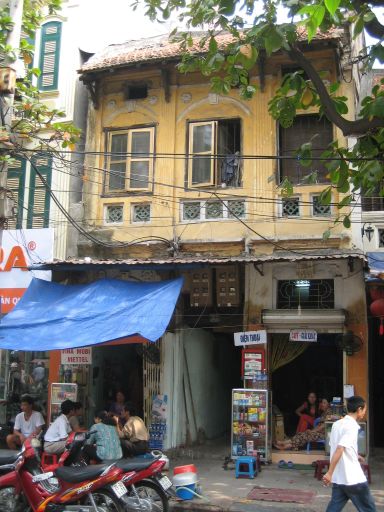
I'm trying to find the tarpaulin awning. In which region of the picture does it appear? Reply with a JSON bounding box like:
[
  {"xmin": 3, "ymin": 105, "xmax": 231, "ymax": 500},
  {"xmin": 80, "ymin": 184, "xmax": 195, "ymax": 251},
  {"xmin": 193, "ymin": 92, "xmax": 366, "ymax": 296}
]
[
  {"xmin": 0, "ymin": 277, "xmax": 183, "ymax": 350},
  {"xmin": 367, "ymin": 252, "xmax": 384, "ymax": 279}
]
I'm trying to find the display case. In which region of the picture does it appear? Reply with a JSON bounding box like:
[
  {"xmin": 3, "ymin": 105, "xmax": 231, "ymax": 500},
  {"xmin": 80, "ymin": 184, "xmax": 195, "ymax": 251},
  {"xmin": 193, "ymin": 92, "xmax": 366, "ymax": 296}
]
[
  {"xmin": 231, "ymin": 388, "xmax": 270, "ymax": 462},
  {"xmin": 325, "ymin": 421, "xmax": 367, "ymax": 457}
]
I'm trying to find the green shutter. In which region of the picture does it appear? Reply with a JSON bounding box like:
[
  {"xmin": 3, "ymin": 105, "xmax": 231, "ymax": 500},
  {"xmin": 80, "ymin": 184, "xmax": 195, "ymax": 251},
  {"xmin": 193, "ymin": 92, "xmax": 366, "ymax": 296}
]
[
  {"xmin": 38, "ymin": 21, "xmax": 61, "ymax": 91},
  {"xmin": 27, "ymin": 155, "xmax": 52, "ymax": 228},
  {"xmin": 7, "ymin": 158, "xmax": 26, "ymax": 229}
]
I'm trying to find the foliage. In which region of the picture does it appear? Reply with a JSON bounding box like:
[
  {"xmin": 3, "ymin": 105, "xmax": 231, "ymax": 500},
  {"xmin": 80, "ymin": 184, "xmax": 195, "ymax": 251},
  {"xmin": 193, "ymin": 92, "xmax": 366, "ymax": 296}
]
[
  {"xmin": 137, "ymin": 0, "xmax": 384, "ymax": 229},
  {"xmin": 0, "ymin": 0, "xmax": 80, "ymax": 155}
]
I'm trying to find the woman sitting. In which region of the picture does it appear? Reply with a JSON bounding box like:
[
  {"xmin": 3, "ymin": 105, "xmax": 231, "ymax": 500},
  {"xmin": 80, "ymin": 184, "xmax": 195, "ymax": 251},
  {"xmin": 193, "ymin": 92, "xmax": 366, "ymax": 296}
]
[
  {"xmin": 295, "ymin": 391, "xmax": 319, "ymax": 433},
  {"xmin": 84, "ymin": 410, "xmax": 122, "ymax": 462},
  {"xmin": 275, "ymin": 398, "xmax": 329, "ymax": 451}
]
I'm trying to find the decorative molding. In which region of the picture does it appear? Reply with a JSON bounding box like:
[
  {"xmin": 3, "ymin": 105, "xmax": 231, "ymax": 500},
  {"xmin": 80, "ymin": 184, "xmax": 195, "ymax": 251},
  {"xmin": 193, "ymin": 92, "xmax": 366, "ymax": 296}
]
[
  {"xmin": 107, "ymin": 100, "xmax": 117, "ymax": 110},
  {"xmin": 148, "ymin": 95, "xmax": 158, "ymax": 105},
  {"xmin": 104, "ymin": 103, "xmax": 158, "ymax": 125},
  {"xmin": 177, "ymin": 95, "xmax": 252, "ymax": 122},
  {"xmin": 181, "ymin": 93, "xmax": 192, "ymax": 103},
  {"xmin": 126, "ymin": 100, "xmax": 137, "ymax": 112},
  {"xmin": 208, "ymin": 93, "xmax": 219, "ymax": 104}
]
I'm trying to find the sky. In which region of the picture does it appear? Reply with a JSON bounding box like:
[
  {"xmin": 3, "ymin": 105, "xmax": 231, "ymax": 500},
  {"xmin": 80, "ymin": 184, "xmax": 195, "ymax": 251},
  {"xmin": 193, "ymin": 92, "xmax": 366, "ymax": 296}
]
[{"xmin": 79, "ymin": 0, "xmax": 383, "ymax": 69}]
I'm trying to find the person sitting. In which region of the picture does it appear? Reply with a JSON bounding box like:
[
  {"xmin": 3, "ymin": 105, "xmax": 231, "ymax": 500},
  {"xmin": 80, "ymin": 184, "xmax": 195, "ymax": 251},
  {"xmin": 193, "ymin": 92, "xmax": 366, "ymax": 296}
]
[
  {"xmin": 295, "ymin": 391, "xmax": 319, "ymax": 433},
  {"xmin": 69, "ymin": 402, "xmax": 83, "ymax": 432},
  {"xmin": 115, "ymin": 402, "xmax": 149, "ymax": 457},
  {"xmin": 84, "ymin": 410, "xmax": 122, "ymax": 462},
  {"xmin": 6, "ymin": 395, "xmax": 45, "ymax": 449},
  {"xmin": 44, "ymin": 400, "xmax": 76, "ymax": 455},
  {"xmin": 275, "ymin": 398, "xmax": 330, "ymax": 451},
  {"xmin": 109, "ymin": 391, "xmax": 126, "ymax": 418}
]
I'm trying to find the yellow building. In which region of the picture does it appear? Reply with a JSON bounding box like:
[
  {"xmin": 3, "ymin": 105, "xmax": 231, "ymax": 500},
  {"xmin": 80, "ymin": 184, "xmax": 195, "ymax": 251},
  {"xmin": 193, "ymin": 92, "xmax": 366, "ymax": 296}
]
[{"xmin": 66, "ymin": 28, "xmax": 370, "ymax": 458}]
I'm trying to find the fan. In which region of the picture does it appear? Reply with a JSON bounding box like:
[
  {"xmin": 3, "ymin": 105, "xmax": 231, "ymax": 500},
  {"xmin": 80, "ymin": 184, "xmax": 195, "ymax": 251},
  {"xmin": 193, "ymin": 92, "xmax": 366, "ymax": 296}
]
[
  {"xmin": 335, "ymin": 332, "xmax": 363, "ymax": 356},
  {"xmin": 136, "ymin": 344, "xmax": 161, "ymax": 365}
]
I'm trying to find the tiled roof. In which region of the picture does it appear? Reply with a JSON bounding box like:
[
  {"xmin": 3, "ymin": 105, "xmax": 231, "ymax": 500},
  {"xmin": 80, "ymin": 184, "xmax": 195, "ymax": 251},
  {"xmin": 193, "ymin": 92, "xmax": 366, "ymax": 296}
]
[
  {"xmin": 30, "ymin": 249, "xmax": 364, "ymax": 271},
  {"xmin": 80, "ymin": 27, "xmax": 344, "ymax": 74}
]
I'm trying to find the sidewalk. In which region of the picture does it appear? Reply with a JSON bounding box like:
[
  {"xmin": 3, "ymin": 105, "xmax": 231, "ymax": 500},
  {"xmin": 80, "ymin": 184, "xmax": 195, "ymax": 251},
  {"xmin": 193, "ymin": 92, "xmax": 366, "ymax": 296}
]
[{"xmin": 167, "ymin": 448, "xmax": 384, "ymax": 512}]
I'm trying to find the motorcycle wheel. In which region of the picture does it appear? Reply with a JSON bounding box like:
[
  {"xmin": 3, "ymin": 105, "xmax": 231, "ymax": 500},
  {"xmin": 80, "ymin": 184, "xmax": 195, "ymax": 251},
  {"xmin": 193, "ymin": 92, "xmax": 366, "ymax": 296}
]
[
  {"xmin": 133, "ymin": 480, "xmax": 169, "ymax": 512},
  {"xmin": 88, "ymin": 489, "xmax": 124, "ymax": 512},
  {"xmin": 0, "ymin": 487, "xmax": 27, "ymax": 512}
]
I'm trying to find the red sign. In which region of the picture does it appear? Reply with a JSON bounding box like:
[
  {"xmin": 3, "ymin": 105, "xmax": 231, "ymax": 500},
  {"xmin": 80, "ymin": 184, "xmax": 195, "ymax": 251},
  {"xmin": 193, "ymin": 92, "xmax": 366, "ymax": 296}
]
[{"xmin": 0, "ymin": 288, "xmax": 26, "ymax": 313}]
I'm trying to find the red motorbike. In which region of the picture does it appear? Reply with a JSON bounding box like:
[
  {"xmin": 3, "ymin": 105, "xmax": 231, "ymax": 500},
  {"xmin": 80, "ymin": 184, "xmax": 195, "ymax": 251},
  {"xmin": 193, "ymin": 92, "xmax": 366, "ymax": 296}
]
[
  {"xmin": 0, "ymin": 434, "xmax": 172, "ymax": 512},
  {"xmin": 0, "ymin": 438, "xmax": 132, "ymax": 512}
]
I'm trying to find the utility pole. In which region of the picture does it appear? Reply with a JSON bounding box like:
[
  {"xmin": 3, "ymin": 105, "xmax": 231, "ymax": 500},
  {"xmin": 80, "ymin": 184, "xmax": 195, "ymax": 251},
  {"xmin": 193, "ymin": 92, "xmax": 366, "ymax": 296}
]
[{"xmin": 0, "ymin": 0, "xmax": 24, "ymax": 239}]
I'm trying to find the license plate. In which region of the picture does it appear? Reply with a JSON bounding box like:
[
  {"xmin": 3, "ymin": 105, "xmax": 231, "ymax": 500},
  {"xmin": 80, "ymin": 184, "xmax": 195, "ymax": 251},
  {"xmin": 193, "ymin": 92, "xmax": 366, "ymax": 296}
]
[
  {"xmin": 158, "ymin": 475, "xmax": 173, "ymax": 490},
  {"xmin": 112, "ymin": 481, "xmax": 127, "ymax": 498}
]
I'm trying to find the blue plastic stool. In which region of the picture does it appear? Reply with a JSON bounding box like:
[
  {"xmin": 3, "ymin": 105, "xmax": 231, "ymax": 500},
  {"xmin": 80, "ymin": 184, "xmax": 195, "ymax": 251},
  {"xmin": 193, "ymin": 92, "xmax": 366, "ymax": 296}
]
[{"xmin": 235, "ymin": 456, "xmax": 258, "ymax": 479}]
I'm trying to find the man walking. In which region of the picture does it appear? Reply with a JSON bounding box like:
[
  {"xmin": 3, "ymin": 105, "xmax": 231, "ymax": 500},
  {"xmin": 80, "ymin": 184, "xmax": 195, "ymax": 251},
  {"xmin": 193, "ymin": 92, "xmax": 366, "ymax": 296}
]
[{"xmin": 323, "ymin": 396, "xmax": 376, "ymax": 511}]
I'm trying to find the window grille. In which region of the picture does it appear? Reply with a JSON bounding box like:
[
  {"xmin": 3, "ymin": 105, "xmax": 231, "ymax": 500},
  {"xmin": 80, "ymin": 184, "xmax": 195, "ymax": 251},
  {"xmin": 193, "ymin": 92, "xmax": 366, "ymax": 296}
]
[
  {"xmin": 227, "ymin": 200, "xmax": 245, "ymax": 218},
  {"xmin": 183, "ymin": 202, "xmax": 201, "ymax": 220},
  {"xmin": 277, "ymin": 279, "xmax": 334, "ymax": 309},
  {"xmin": 206, "ymin": 201, "xmax": 223, "ymax": 219},
  {"xmin": 282, "ymin": 197, "xmax": 300, "ymax": 217},
  {"xmin": 132, "ymin": 204, "xmax": 151, "ymax": 223},
  {"xmin": 105, "ymin": 205, "xmax": 123, "ymax": 224},
  {"xmin": 313, "ymin": 196, "xmax": 331, "ymax": 216}
]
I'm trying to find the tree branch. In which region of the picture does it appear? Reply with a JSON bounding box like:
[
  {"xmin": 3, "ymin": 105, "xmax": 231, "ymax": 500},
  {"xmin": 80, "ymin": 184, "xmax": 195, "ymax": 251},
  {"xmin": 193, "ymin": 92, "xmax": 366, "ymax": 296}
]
[{"xmin": 287, "ymin": 46, "xmax": 384, "ymax": 136}]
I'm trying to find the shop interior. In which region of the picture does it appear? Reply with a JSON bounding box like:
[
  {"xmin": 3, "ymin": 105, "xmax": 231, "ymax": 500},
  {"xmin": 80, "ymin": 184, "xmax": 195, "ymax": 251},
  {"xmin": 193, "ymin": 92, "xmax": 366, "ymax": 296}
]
[{"xmin": 271, "ymin": 333, "xmax": 343, "ymax": 437}]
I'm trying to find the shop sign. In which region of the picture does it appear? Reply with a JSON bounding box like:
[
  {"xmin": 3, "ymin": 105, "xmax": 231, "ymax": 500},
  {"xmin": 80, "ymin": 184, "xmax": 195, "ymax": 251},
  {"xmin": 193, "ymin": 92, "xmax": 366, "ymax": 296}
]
[
  {"xmin": 289, "ymin": 329, "xmax": 317, "ymax": 342},
  {"xmin": 61, "ymin": 348, "xmax": 92, "ymax": 365},
  {"xmin": 0, "ymin": 229, "xmax": 53, "ymax": 313},
  {"xmin": 234, "ymin": 330, "xmax": 267, "ymax": 346}
]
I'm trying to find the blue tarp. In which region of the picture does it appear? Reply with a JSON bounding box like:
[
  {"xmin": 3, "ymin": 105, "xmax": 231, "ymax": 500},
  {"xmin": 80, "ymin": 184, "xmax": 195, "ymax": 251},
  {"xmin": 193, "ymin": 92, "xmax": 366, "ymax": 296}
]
[
  {"xmin": 0, "ymin": 277, "xmax": 183, "ymax": 350},
  {"xmin": 367, "ymin": 252, "xmax": 384, "ymax": 275}
]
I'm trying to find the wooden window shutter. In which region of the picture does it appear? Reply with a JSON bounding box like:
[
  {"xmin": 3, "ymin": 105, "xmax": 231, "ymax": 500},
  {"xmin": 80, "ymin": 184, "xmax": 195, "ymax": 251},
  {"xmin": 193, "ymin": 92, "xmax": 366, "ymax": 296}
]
[
  {"xmin": 27, "ymin": 156, "xmax": 52, "ymax": 228},
  {"xmin": 38, "ymin": 21, "xmax": 62, "ymax": 91},
  {"xmin": 7, "ymin": 158, "xmax": 26, "ymax": 229}
]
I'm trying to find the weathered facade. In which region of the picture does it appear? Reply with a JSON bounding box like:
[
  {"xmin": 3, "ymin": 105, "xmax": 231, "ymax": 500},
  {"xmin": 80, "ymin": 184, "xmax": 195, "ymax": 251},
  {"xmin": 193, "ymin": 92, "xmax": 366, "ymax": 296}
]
[{"xmin": 52, "ymin": 27, "xmax": 373, "ymax": 454}]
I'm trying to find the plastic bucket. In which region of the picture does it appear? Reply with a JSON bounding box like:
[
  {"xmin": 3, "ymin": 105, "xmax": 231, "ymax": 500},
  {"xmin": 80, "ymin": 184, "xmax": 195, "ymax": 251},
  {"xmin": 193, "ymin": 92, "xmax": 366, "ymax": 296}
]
[
  {"xmin": 173, "ymin": 472, "xmax": 198, "ymax": 500},
  {"xmin": 173, "ymin": 464, "xmax": 197, "ymax": 475}
]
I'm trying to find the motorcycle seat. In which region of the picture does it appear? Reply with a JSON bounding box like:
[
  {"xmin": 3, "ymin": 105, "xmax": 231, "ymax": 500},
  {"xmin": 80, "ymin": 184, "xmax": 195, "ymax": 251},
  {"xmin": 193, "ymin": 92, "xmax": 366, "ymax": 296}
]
[
  {"xmin": 115, "ymin": 457, "xmax": 155, "ymax": 472},
  {"xmin": 0, "ymin": 450, "xmax": 20, "ymax": 466},
  {"xmin": 55, "ymin": 464, "xmax": 112, "ymax": 483}
]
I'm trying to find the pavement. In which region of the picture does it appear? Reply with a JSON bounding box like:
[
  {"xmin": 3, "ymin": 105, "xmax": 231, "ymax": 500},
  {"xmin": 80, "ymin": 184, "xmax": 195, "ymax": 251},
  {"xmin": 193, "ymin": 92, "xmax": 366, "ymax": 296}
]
[{"xmin": 167, "ymin": 446, "xmax": 384, "ymax": 512}]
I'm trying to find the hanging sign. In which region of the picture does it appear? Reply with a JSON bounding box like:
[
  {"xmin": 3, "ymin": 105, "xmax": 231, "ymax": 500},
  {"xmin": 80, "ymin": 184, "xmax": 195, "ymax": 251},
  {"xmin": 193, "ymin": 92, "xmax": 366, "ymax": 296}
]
[
  {"xmin": 61, "ymin": 348, "xmax": 92, "ymax": 365},
  {"xmin": 289, "ymin": 329, "xmax": 317, "ymax": 342},
  {"xmin": 234, "ymin": 330, "xmax": 267, "ymax": 346}
]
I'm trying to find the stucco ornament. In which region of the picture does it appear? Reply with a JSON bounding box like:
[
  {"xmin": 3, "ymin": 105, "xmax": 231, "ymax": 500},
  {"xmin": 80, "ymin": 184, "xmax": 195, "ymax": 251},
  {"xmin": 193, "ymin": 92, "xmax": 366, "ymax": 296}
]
[
  {"xmin": 126, "ymin": 100, "xmax": 137, "ymax": 112},
  {"xmin": 208, "ymin": 93, "xmax": 219, "ymax": 104},
  {"xmin": 181, "ymin": 93, "xmax": 192, "ymax": 103},
  {"xmin": 148, "ymin": 95, "xmax": 158, "ymax": 105},
  {"xmin": 107, "ymin": 100, "xmax": 116, "ymax": 110}
]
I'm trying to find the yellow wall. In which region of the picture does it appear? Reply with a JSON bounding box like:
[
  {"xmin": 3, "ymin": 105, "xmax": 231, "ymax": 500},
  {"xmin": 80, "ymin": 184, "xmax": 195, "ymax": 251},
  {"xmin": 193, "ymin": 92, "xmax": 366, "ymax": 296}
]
[{"xmin": 82, "ymin": 47, "xmax": 355, "ymax": 257}]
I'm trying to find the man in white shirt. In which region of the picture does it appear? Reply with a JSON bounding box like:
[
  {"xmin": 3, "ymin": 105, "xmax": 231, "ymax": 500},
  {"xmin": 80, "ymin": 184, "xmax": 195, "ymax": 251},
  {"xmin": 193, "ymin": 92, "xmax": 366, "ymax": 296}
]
[
  {"xmin": 6, "ymin": 395, "xmax": 45, "ymax": 449},
  {"xmin": 323, "ymin": 396, "xmax": 376, "ymax": 511},
  {"xmin": 44, "ymin": 399, "xmax": 76, "ymax": 455}
]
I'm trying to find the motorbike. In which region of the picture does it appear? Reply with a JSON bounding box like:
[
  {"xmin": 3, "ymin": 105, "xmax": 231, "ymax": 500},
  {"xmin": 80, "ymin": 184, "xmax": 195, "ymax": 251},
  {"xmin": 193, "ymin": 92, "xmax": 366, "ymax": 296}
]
[
  {"xmin": 0, "ymin": 433, "xmax": 172, "ymax": 512},
  {"xmin": 0, "ymin": 437, "xmax": 132, "ymax": 512}
]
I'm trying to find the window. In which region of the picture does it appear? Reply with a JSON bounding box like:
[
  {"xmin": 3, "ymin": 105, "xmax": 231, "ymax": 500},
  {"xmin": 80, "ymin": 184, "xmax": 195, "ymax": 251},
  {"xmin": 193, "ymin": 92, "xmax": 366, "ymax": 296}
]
[
  {"xmin": 279, "ymin": 114, "xmax": 333, "ymax": 184},
  {"xmin": 313, "ymin": 195, "xmax": 331, "ymax": 216},
  {"xmin": 125, "ymin": 84, "xmax": 148, "ymax": 100},
  {"xmin": 132, "ymin": 203, "xmax": 151, "ymax": 223},
  {"xmin": 27, "ymin": 155, "xmax": 52, "ymax": 228},
  {"xmin": 106, "ymin": 128, "xmax": 154, "ymax": 192},
  {"xmin": 379, "ymin": 229, "xmax": 384, "ymax": 247},
  {"xmin": 7, "ymin": 158, "xmax": 26, "ymax": 229},
  {"xmin": 282, "ymin": 197, "xmax": 300, "ymax": 217},
  {"xmin": 362, "ymin": 182, "xmax": 384, "ymax": 212},
  {"xmin": 38, "ymin": 21, "xmax": 62, "ymax": 91},
  {"xmin": 188, "ymin": 119, "xmax": 241, "ymax": 188},
  {"xmin": 105, "ymin": 204, "xmax": 123, "ymax": 224},
  {"xmin": 277, "ymin": 279, "xmax": 334, "ymax": 309},
  {"xmin": 181, "ymin": 199, "xmax": 245, "ymax": 221}
]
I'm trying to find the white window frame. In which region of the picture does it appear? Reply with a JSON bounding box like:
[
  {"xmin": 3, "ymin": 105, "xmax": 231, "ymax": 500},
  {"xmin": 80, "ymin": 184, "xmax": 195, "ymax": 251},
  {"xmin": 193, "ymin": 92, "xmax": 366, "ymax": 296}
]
[
  {"xmin": 312, "ymin": 194, "xmax": 332, "ymax": 217},
  {"xmin": 106, "ymin": 127, "xmax": 155, "ymax": 192},
  {"xmin": 131, "ymin": 202, "xmax": 151, "ymax": 224},
  {"xmin": 180, "ymin": 199, "xmax": 246, "ymax": 223},
  {"xmin": 188, "ymin": 121, "xmax": 216, "ymax": 188},
  {"xmin": 104, "ymin": 203, "xmax": 124, "ymax": 225}
]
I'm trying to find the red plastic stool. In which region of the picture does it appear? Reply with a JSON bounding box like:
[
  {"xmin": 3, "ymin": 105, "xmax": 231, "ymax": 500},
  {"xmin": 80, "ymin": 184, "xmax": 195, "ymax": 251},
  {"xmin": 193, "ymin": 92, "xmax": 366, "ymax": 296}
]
[
  {"xmin": 41, "ymin": 452, "xmax": 58, "ymax": 468},
  {"xmin": 314, "ymin": 460, "xmax": 329, "ymax": 480}
]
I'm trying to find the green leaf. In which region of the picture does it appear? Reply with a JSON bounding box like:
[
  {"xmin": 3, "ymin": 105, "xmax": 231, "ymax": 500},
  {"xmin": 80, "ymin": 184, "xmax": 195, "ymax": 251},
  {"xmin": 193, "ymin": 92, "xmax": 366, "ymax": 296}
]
[
  {"xmin": 264, "ymin": 26, "xmax": 284, "ymax": 56},
  {"xmin": 319, "ymin": 186, "xmax": 332, "ymax": 205},
  {"xmin": 343, "ymin": 215, "xmax": 351, "ymax": 228},
  {"xmin": 337, "ymin": 195, "xmax": 352, "ymax": 209},
  {"xmin": 324, "ymin": 0, "xmax": 340, "ymax": 16},
  {"xmin": 353, "ymin": 14, "xmax": 365, "ymax": 39},
  {"xmin": 323, "ymin": 229, "xmax": 331, "ymax": 240}
]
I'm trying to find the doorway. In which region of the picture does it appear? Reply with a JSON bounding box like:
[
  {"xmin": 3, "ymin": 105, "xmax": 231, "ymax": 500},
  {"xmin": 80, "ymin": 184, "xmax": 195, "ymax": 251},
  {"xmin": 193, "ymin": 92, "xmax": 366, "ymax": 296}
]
[{"xmin": 271, "ymin": 334, "xmax": 343, "ymax": 436}]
